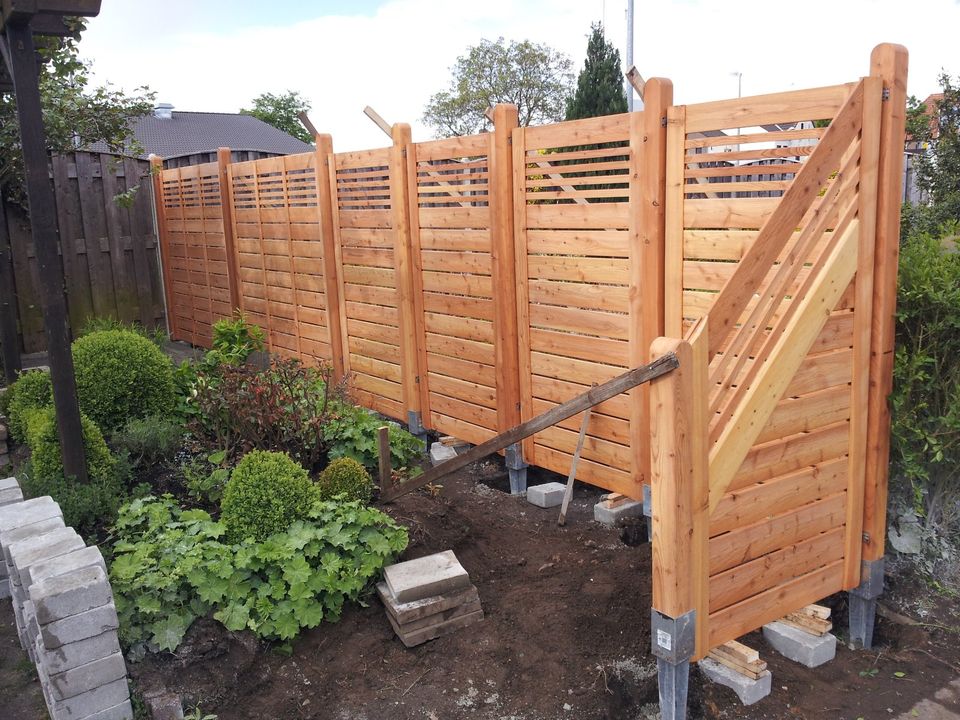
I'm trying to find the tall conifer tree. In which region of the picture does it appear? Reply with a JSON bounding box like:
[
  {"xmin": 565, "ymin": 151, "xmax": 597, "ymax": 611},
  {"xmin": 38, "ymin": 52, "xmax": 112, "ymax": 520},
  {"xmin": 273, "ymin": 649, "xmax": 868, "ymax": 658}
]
[{"xmin": 565, "ymin": 23, "xmax": 628, "ymax": 120}]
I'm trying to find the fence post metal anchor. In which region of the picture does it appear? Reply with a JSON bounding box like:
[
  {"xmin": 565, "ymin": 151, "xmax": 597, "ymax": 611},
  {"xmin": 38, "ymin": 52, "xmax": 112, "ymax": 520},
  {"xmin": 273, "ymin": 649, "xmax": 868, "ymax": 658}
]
[
  {"xmin": 642, "ymin": 483, "xmax": 653, "ymax": 541},
  {"xmin": 505, "ymin": 442, "xmax": 527, "ymax": 495},
  {"xmin": 406, "ymin": 411, "xmax": 428, "ymax": 447},
  {"xmin": 651, "ymin": 609, "xmax": 696, "ymax": 720},
  {"xmin": 848, "ymin": 557, "xmax": 885, "ymax": 649}
]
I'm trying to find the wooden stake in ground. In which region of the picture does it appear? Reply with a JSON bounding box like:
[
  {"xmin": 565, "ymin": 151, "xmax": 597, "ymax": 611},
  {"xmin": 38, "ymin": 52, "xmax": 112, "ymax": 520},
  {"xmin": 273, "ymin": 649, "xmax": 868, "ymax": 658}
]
[
  {"xmin": 558, "ymin": 408, "xmax": 591, "ymax": 526},
  {"xmin": 378, "ymin": 426, "xmax": 391, "ymax": 491}
]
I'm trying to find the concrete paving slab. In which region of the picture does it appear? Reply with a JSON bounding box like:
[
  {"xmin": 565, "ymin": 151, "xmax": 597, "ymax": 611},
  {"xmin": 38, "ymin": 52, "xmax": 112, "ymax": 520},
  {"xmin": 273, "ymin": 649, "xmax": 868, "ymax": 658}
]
[
  {"xmin": 526, "ymin": 482, "xmax": 566, "ymax": 508},
  {"xmin": 384, "ymin": 550, "xmax": 470, "ymax": 603}
]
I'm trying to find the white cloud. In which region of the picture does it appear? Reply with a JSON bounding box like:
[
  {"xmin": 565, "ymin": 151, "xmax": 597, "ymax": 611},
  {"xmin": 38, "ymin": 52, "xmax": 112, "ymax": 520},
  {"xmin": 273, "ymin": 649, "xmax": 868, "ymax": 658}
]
[{"xmin": 80, "ymin": 0, "xmax": 960, "ymax": 152}]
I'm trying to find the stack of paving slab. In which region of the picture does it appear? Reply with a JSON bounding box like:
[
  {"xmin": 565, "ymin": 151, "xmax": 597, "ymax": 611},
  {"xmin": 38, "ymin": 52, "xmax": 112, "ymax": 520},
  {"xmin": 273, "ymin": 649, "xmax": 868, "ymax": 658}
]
[
  {"xmin": 0, "ymin": 478, "xmax": 133, "ymax": 720},
  {"xmin": 377, "ymin": 550, "xmax": 482, "ymax": 647}
]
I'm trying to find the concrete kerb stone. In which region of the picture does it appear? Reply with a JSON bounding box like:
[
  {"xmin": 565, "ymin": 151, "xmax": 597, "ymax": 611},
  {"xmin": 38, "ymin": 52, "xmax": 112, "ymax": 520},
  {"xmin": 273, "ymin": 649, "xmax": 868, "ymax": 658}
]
[
  {"xmin": 0, "ymin": 496, "xmax": 63, "ymax": 536},
  {"xmin": 8, "ymin": 527, "xmax": 84, "ymax": 587},
  {"xmin": 45, "ymin": 676, "xmax": 130, "ymax": 720},
  {"xmin": 384, "ymin": 550, "xmax": 471, "ymax": 603},
  {"xmin": 25, "ymin": 545, "xmax": 106, "ymax": 593},
  {"xmin": 40, "ymin": 602, "xmax": 120, "ymax": 650},
  {"xmin": 698, "ymin": 657, "xmax": 772, "ymax": 705},
  {"xmin": 37, "ymin": 629, "xmax": 121, "ymax": 675},
  {"xmin": 80, "ymin": 698, "xmax": 135, "ymax": 720},
  {"xmin": 762, "ymin": 621, "xmax": 837, "ymax": 668},
  {"xmin": 31, "ymin": 564, "xmax": 113, "ymax": 625},
  {"xmin": 594, "ymin": 499, "xmax": 644, "ymax": 527},
  {"xmin": 0, "ymin": 486, "xmax": 23, "ymax": 506},
  {"xmin": 525, "ymin": 482, "xmax": 566, "ymax": 508},
  {"xmin": 0, "ymin": 515, "xmax": 66, "ymax": 566},
  {"xmin": 46, "ymin": 651, "xmax": 127, "ymax": 701}
]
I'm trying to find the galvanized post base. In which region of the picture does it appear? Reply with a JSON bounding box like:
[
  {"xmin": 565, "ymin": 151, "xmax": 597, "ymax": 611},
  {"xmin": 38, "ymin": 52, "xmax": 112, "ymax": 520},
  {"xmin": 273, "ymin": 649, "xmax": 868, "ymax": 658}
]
[
  {"xmin": 849, "ymin": 558, "xmax": 884, "ymax": 649},
  {"xmin": 642, "ymin": 484, "xmax": 653, "ymax": 541},
  {"xmin": 505, "ymin": 443, "xmax": 528, "ymax": 495},
  {"xmin": 651, "ymin": 609, "xmax": 696, "ymax": 720},
  {"xmin": 407, "ymin": 411, "xmax": 428, "ymax": 447}
]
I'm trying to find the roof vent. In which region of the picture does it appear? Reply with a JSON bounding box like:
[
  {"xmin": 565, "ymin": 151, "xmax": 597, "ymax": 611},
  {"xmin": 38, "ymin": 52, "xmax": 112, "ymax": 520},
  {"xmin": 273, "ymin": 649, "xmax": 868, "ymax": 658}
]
[{"xmin": 154, "ymin": 103, "xmax": 174, "ymax": 120}]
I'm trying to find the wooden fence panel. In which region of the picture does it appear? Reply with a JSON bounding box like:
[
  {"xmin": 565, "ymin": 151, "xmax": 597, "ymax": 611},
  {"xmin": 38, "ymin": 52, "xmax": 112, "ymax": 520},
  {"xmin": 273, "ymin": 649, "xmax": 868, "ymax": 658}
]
[
  {"xmin": 330, "ymin": 146, "xmax": 406, "ymax": 419},
  {"xmin": 513, "ymin": 113, "xmax": 640, "ymax": 495},
  {"xmin": 3, "ymin": 152, "xmax": 164, "ymax": 354},
  {"xmin": 228, "ymin": 151, "xmax": 336, "ymax": 365},
  {"xmin": 156, "ymin": 161, "xmax": 233, "ymax": 347}
]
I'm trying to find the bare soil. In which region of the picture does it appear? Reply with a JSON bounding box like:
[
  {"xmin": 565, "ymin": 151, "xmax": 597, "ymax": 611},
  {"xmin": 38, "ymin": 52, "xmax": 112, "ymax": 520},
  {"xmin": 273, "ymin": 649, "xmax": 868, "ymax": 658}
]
[{"xmin": 2, "ymin": 457, "xmax": 959, "ymax": 720}]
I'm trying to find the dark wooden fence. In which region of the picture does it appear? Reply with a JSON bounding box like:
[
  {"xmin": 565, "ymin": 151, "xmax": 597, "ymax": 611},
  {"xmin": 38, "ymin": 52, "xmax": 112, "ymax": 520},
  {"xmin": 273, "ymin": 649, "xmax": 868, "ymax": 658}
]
[{"xmin": 0, "ymin": 151, "xmax": 166, "ymax": 354}]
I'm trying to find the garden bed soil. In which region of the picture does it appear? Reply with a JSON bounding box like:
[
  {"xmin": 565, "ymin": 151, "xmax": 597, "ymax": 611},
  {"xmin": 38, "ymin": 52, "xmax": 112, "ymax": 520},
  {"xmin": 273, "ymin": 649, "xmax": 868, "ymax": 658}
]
[{"xmin": 2, "ymin": 457, "xmax": 960, "ymax": 719}]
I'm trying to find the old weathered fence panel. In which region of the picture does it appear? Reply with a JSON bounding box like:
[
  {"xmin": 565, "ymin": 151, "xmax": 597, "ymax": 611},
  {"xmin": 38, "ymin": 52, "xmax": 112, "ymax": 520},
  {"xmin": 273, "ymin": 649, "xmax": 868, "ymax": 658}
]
[{"xmin": 2, "ymin": 151, "xmax": 164, "ymax": 354}]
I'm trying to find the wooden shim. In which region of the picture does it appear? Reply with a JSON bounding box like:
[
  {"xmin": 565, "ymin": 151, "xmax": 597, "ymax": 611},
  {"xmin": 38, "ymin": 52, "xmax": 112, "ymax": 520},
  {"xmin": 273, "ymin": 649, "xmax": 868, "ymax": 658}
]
[
  {"xmin": 558, "ymin": 407, "xmax": 591, "ymax": 526},
  {"xmin": 707, "ymin": 641, "xmax": 767, "ymax": 679},
  {"xmin": 380, "ymin": 352, "xmax": 679, "ymax": 501},
  {"xmin": 602, "ymin": 493, "xmax": 631, "ymax": 509},
  {"xmin": 780, "ymin": 612, "xmax": 833, "ymax": 636}
]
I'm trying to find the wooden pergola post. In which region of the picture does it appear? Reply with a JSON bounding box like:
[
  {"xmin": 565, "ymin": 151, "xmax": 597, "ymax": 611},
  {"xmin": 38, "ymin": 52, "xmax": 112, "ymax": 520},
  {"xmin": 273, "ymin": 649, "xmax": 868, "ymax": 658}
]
[{"xmin": 0, "ymin": 198, "xmax": 22, "ymax": 384}]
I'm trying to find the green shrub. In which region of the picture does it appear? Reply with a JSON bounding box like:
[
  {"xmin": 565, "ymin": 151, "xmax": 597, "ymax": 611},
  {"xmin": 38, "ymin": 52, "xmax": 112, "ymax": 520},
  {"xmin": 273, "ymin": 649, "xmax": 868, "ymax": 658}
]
[
  {"xmin": 220, "ymin": 451, "xmax": 315, "ymax": 542},
  {"xmin": 72, "ymin": 330, "xmax": 176, "ymax": 432},
  {"xmin": 323, "ymin": 403, "xmax": 424, "ymax": 473},
  {"xmin": 892, "ymin": 227, "xmax": 960, "ymax": 529},
  {"xmin": 111, "ymin": 415, "xmax": 184, "ymax": 469},
  {"xmin": 26, "ymin": 407, "xmax": 116, "ymax": 483},
  {"xmin": 5, "ymin": 370, "xmax": 53, "ymax": 442},
  {"xmin": 317, "ymin": 457, "xmax": 373, "ymax": 503},
  {"xmin": 0, "ymin": 386, "xmax": 10, "ymax": 417}
]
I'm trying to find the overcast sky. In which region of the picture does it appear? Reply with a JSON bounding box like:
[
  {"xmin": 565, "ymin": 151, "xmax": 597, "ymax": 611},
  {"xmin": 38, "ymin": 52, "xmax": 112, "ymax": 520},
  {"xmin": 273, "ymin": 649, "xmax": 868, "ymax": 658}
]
[{"xmin": 79, "ymin": 0, "xmax": 960, "ymax": 151}]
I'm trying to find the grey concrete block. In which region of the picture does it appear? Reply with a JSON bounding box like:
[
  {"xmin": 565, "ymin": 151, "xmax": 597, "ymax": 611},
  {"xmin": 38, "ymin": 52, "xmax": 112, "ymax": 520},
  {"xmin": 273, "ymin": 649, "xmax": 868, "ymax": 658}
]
[
  {"xmin": 377, "ymin": 581, "xmax": 479, "ymax": 625},
  {"xmin": 0, "ymin": 516, "xmax": 66, "ymax": 563},
  {"xmin": 593, "ymin": 499, "xmax": 643, "ymax": 527},
  {"xmin": 0, "ymin": 496, "xmax": 62, "ymax": 536},
  {"xmin": 0, "ymin": 476, "xmax": 17, "ymax": 492},
  {"xmin": 698, "ymin": 658, "xmax": 771, "ymax": 706},
  {"xmin": 46, "ymin": 677, "xmax": 129, "ymax": 720},
  {"xmin": 0, "ymin": 486, "xmax": 22, "ymax": 506},
  {"xmin": 40, "ymin": 602, "xmax": 120, "ymax": 649},
  {"xmin": 143, "ymin": 691, "xmax": 185, "ymax": 720},
  {"xmin": 31, "ymin": 565, "xmax": 112, "ymax": 625},
  {"xmin": 80, "ymin": 698, "xmax": 134, "ymax": 720},
  {"xmin": 525, "ymin": 482, "xmax": 566, "ymax": 508},
  {"xmin": 384, "ymin": 550, "xmax": 470, "ymax": 603},
  {"xmin": 762, "ymin": 621, "xmax": 837, "ymax": 668},
  {"xmin": 47, "ymin": 651, "xmax": 127, "ymax": 700},
  {"xmin": 26, "ymin": 545, "xmax": 105, "ymax": 593},
  {"xmin": 8, "ymin": 527, "xmax": 84, "ymax": 587},
  {"xmin": 429, "ymin": 442, "xmax": 458, "ymax": 466},
  {"xmin": 37, "ymin": 629, "xmax": 121, "ymax": 674}
]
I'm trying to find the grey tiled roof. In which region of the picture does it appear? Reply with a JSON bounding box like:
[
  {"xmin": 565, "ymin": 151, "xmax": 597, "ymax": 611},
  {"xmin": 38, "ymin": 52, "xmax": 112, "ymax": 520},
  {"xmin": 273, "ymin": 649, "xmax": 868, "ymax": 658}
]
[{"xmin": 87, "ymin": 111, "xmax": 313, "ymax": 159}]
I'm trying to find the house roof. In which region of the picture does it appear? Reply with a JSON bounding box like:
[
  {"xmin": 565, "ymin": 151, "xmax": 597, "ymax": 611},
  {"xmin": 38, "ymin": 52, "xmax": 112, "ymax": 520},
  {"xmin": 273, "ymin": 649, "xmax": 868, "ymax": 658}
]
[{"xmin": 87, "ymin": 110, "xmax": 314, "ymax": 159}]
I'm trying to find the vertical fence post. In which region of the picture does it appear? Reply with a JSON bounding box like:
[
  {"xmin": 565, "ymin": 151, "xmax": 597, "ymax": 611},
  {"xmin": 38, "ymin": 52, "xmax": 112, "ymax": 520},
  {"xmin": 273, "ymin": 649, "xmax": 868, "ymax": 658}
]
[
  {"xmin": 850, "ymin": 43, "xmax": 909, "ymax": 649},
  {"xmin": 389, "ymin": 124, "xmax": 424, "ymax": 437},
  {"xmin": 0, "ymin": 199, "xmax": 22, "ymax": 384},
  {"xmin": 216, "ymin": 148, "xmax": 241, "ymax": 313},
  {"xmin": 150, "ymin": 155, "xmax": 177, "ymax": 341},
  {"xmin": 314, "ymin": 134, "xmax": 346, "ymax": 381},
  {"xmin": 649, "ymin": 321, "xmax": 708, "ymax": 720},
  {"xmin": 490, "ymin": 104, "xmax": 526, "ymax": 492},
  {"xmin": 631, "ymin": 78, "xmax": 673, "ymax": 498}
]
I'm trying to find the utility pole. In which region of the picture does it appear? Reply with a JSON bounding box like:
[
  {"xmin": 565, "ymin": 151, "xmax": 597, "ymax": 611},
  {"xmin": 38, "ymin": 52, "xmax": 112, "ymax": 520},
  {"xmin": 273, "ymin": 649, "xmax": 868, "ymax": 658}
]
[{"xmin": 625, "ymin": 0, "xmax": 635, "ymax": 111}]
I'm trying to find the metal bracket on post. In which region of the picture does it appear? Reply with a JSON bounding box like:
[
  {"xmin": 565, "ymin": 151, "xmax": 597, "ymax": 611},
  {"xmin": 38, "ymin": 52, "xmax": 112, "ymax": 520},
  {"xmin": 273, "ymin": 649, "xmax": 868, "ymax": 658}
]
[
  {"xmin": 406, "ymin": 410, "xmax": 428, "ymax": 447},
  {"xmin": 849, "ymin": 557, "xmax": 885, "ymax": 649},
  {"xmin": 642, "ymin": 483, "xmax": 653, "ymax": 541},
  {"xmin": 505, "ymin": 442, "xmax": 527, "ymax": 496},
  {"xmin": 651, "ymin": 609, "xmax": 696, "ymax": 720}
]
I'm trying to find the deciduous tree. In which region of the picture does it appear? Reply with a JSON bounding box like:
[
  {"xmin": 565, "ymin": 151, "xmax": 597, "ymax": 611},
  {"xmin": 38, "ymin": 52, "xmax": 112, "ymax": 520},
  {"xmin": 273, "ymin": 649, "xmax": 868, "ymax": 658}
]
[{"xmin": 241, "ymin": 90, "xmax": 313, "ymax": 144}]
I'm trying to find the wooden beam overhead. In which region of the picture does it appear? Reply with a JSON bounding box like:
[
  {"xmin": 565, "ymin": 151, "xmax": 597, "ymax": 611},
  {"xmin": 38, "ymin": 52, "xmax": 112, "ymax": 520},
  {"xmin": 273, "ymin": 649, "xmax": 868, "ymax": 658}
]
[
  {"xmin": 626, "ymin": 66, "xmax": 646, "ymax": 101},
  {"xmin": 1, "ymin": 0, "xmax": 100, "ymax": 32},
  {"xmin": 363, "ymin": 105, "xmax": 393, "ymax": 139}
]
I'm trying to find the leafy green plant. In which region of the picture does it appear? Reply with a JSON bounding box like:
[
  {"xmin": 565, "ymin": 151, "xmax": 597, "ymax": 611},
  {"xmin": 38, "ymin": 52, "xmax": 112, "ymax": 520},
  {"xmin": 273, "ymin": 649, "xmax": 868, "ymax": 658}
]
[
  {"xmin": 316, "ymin": 457, "xmax": 373, "ymax": 503},
  {"xmin": 111, "ymin": 415, "xmax": 184, "ymax": 469},
  {"xmin": 891, "ymin": 227, "xmax": 960, "ymax": 532},
  {"xmin": 207, "ymin": 499, "xmax": 407, "ymax": 642},
  {"xmin": 220, "ymin": 451, "xmax": 316, "ymax": 542},
  {"xmin": 324, "ymin": 402, "xmax": 424, "ymax": 474},
  {"xmin": 183, "ymin": 450, "xmax": 231, "ymax": 504},
  {"xmin": 5, "ymin": 369, "xmax": 53, "ymax": 442},
  {"xmin": 210, "ymin": 312, "xmax": 265, "ymax": 367},
  {"xmin": 108, "ymin": 496, "xmax": 226, "ymax": 659},
  {"xmin": 72, "ymin": 330, "xmax": 176, "ymax": 432},
  {"xmin": 109, "ymin": 494, "xmax": 408, "ymax": 656}
]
